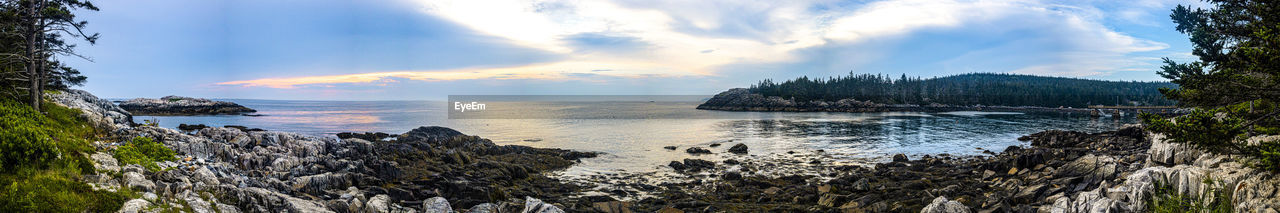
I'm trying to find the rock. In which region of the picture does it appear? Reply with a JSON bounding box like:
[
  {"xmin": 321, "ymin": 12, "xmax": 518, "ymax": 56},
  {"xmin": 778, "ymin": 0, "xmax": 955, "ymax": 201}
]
[
  {"xmin": 178, "ymin": 123, "xmax": 209, "ymax": 131},
  {"xmin": 217, "ymin": 203, "xmax": 241, "ymax": 213},
  {"xmin": 90, "ymin": 152, "xmax": 120, "ymax": 173},
  {"xmin": 893, "ymin": 154, "xmax": 910, "ymax": 163},
  {"xmin": 667, "ymin": 161, "xmax": 686, "ymax": 171},
  {"xmin": 117, "ymin": 199, "xmax": 150, "ymax": 213},
  {"xmin": 338, "ymin": 132, "xmax": 393, "ymax": 141},
  {"xmin": 592, "ymin": 201, "xmax": 633, "ymax": 213},
  {"xmin": 522, "ymin": 197, "xmax": 565, "ymax": 213},
  {"xmin": 920, "ymin": 196, "xmax": 970, "ymax": 213},
  {"xmin": 47, "ymin": 89, "xmax": 134, "ymax": 130},
  {"xmin": 728, "ymin": 143, "xmax": 748, "ymax": 154},
  {"xmin": 685, "ymin": 147, "xmax": 711, "ymax": 154},
  {"xmin": 468, "ymin": 203, "xmax": 502, "ymax": 213},
  {"xmin": 399, "ymin": 126, "xmax": 470, "ymax": 145},
  {"xmin": 663, "ymin": 146, "xmax": 677, "ymax": 150},
  {"xmin": 681, "ymin": 159, "xmax": 715, "ymax": 171},
  {"xmin": 1147, "ymin": 135, "xmax": 1203, "ymax": 166},
  {"xmin": 723, "ymin": 172, "xmax": 743, "ymax": 181},
  {"xmin": 422, "ymin": 197, "xmax": 452, "ymax": 213},
  {"xmin": 183, "ymin": 192, "xmax": 215, "ymax": 213},
  {"xmin": 124, "ymin": 171, "xmax": 154, "ymax": 192},
  {"xmin": 193, "ymin": 166, "xmax": 219, "ymax": 185},
  {"xmin": 657, "ymin": 206, "xmax": 684, "ymax": 213},
  {"xmin": 118, "ymin": 95, "xmax": 256, "ymax": 115},
  {"xmin": 851, "ymin": 178, "xmax": 871, "ymax": 191},
  {"xmin": 142, "ymin": 192, "xmax": 158, "ymax": 201},
  {"xmin": 366, "ymin": 194, "xmax": 393, "ymax": 213},
  {"xmin": 708, "ymin": 143, "xmax": 721, "ymax": 147}
]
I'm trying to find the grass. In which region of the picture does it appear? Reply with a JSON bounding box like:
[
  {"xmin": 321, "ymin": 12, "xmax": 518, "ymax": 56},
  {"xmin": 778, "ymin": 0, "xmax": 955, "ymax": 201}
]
[
  {"xmin": 0, "ymin": 99, "xmax": 132, "ymax": 212},
  {"xmin": 1148, "ymin": 177, "xmax": 1234, "ymax": 213},
  {"xmin": 113, "ymin": 136, "xmax": 176, "ymax": 171}
]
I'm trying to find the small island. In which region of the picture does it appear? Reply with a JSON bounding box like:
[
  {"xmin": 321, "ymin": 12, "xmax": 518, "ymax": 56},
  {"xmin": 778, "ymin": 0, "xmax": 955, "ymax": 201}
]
[{"xmin": 118, "ymin": 95, "xmax": 256, "ymax": 115}]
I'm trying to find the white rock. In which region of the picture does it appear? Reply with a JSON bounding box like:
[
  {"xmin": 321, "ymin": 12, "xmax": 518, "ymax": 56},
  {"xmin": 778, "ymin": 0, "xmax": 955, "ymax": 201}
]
[
  {"xmin": 116, "ymin": 199, "xmax": 150, "ymax": 213},
  {"xmin": 124, "ymin": 171, "xmax": 154, "ymax": 192},
  {"xmin": 90, "ymin": 152, "xmax": 120, "ymax": 173},
  {"xmin": 422, "ymin": 197, "xmax": 452, "ymax": 213},
  {"xmin": 521, "ymin": 197, "xmax": 565, "ymax": 213},
  {"xmin": 920, "ymin": 196, "xmax": 970, "ymax": 213}
]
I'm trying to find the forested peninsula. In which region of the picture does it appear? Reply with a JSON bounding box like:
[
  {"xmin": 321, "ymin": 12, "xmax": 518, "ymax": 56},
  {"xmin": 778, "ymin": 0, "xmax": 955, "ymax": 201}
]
[{"xmin": 699, "ymin": 73, "xmax": 1178, "ymax": 112}]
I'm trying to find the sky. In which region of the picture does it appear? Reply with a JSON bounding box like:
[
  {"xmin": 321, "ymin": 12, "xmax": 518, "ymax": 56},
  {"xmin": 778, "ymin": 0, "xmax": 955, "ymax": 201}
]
[{"xmin": 65, "ymin": 0, "xmax": 1211, "ymax": 100}]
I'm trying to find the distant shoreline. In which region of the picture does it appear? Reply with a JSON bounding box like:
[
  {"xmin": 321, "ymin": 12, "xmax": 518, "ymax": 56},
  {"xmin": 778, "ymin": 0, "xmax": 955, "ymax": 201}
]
[{"xmin": 696, "ymin": 88, "xmax": 1185, "ymax": 116}]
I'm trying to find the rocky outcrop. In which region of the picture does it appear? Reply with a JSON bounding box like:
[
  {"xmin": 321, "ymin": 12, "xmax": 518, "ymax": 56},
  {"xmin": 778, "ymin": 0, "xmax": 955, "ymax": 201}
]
[
  {"xmin": 47, "ymin": 89, "xmax": 134, "ymax": 131},
  {"xmin": 52, "ymin": 90, "xmax": 601, "ymax": 212},
  {"xmin": 117, "ymin": 95, "xmax": 256, "ymax": 115},
  {"xmin": 920, "ymin": 196, "xmax": 970, "ymax": 213}
]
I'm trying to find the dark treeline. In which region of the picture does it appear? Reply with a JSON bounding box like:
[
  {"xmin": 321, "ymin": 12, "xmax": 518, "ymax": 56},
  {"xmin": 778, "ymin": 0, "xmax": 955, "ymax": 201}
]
[{"xmin": 749, "ymin": 73, "xmax": 1177, "ymax": 108}]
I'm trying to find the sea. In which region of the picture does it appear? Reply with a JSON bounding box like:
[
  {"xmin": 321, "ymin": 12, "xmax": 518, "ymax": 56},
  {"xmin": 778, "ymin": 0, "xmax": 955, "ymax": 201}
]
[{"xmin": 131, "ymin": 99, "xmax": 1136, "ymax": 176}]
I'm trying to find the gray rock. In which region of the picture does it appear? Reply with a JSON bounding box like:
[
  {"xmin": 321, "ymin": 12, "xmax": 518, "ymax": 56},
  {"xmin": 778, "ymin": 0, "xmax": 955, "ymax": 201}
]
[
  {"xmin": 184, "ymin": 192, "xmax": 216, "ymax": 213},
  {"xmin": 367, "ymin": 194, "xmax": 392, "ymax": 213},
  {"xmin": 422, "ymin": 197, "xmax": 452, "ymax": 213},
  {"xmin": 193, "ymin": 166, "xmax": 219, "ymax": 185},
  {"xmin": 124, "ymin": 171, "xmax": 155, "ymax": 192},
  {"xmin": 1147, "ymin": 135, "xmax": 1203, "ymax": 166},
  {"xmin": 117, "ymin": 199, "xmax": 150, "ymax": 213},
  {"xmin": 217, "ymin": 203, "xmax": 242, "ymax": 213},
  {"xmin": 467, "ymin": 203, "xmax": 502, "ymax": 213},
  {"xmin": 47, "ymin": 89, "xmax": 134, "ymax": 130},
  {"xmin": 143, "ymin": 192, "xmax": 158, "ymax": 201},
  {"xmin": 90, "ymin": 152, "xmax": 120, "ymax": 173},
  {"xmin": 521, "ymin": 197, "xmax": 565, "ymax": 213},
  {"xmin": 920, "ymin": 196, "xmax": 969, "ymax": 213}
]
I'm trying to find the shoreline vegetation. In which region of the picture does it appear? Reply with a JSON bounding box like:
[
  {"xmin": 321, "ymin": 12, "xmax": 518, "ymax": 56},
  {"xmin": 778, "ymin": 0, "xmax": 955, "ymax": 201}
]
[{"xmin": 697, "ymin": 73, "xmax": 1185, "ymax": 116}]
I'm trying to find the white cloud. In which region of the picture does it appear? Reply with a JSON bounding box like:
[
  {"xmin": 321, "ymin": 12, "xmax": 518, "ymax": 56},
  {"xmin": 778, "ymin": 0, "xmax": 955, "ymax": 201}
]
[{"xmin": 220, "ymin": 0, "xmax": 1176, "ymax": 88}]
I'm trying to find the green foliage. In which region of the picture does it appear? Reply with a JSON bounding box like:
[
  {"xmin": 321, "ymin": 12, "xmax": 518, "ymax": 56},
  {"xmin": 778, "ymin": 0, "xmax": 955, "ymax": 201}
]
[
  {"xmin": 1148, "ymin": 177, "xmax": 1234, "ymax": 213},
  {"xmin": 1142, "ymin": 109, "xmax": 1246, "ymax": 154},
  {"xmin": 0, "ymin": 99, "xmax": 95, "ymax": 172},
  {"xmin": 113, "ymin": 137, "xmax": 176, "ymax": 171},
  {"xmin": 0, "ymin": 170, "xmax": 127, "ymax": 212},
  {"xmin": 749, "ymin": 73, "xmax": 1176, "ymax": 107},
  {"xmin": 0, "ymin": 99, "xmax": 126, "ymax": 212},
  {"xmin": 1145, "ymin": 0, "xmax": 1280, "ymax": 173}
]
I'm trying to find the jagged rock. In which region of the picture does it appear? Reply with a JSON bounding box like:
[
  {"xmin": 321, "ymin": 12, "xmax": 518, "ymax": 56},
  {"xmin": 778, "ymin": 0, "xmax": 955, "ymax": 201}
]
[
  {"xmin": 90, "ymin": 152, "xmax": 120, "ymax": 173},
  {"xmin": 179, "ymin": 123, "xmax": 209, "ymax": 131},
  {"xmin": 143, "ymin": 192, "xmax": 158, "ymax": 201},
  {"xmin": 117, "ymin": 199, "xmax": 150, "ymax": 213},
  {"xmin": 124, "ymin": 171, "xmax": 155, "ymax": 192},
  {"xmin": 118, "ymin": 95, "xmax": 256, "ymax": 115},
  {"xmin": 338, "ymin": 132, "xmax": 393, "ymax": 141},
  {"xmin": 920, "ymin": 196, "xmax": 970, "ymax": 213},
  {"xmin": 184, "ymin": 191, "xmax": 216, "ymax": 213},
  {"xmin": 422, "ymin": 197, "xmax": 452, "ymax": 213},
  {"xmin": 728, "ymin": 143, "xmax": 748, "ymax": 154},
  {"xmin": 522, "ymin": 197, "xmax": 565, "ymax": 213},
  {"xmin": 47, "ymin": 89, "xmax": 134, "ymax": 130},
  {"xmin": 1147, "ymin": 135, "xmax": 1203, "ymax": 166},
  {"xmin": 193, "ymin": 166, "xmax": 219, "ymax": 185}
]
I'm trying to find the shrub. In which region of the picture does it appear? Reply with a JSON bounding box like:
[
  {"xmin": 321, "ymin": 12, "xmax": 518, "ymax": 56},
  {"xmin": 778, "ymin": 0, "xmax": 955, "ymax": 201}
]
[
  {"xmin": 113, "ymin": 136, "xmax": 176, "ymax": 171},
  {"xmin": 0, "ymin": 98, "xmax": 128, "ymax": 212},
  {"xmin": 0, "ymin": 100, "xmax": 62, "ymax": 172},
  {"xmin": 0, "ymin": 171, "xmax": 128, "ymax": 212}
]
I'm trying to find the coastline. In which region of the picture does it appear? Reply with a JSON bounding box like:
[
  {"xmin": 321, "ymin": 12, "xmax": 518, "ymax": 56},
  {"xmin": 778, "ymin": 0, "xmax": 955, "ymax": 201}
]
[{"xmin": 46, "ymin": 89, "xmax": 1280, "ymax": 212}]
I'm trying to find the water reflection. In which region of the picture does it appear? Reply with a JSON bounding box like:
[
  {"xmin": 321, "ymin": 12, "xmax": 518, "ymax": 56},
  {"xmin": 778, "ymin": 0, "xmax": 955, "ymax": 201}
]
[{"xmin": 134, "ymin": 100, "xmax": 1135, "ymax": 175}]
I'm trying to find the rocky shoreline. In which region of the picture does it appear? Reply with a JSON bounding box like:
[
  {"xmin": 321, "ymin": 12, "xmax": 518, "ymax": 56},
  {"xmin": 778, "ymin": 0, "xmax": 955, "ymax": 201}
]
[
  {"xmin": 118, "ymin": 95, "xmax": 257, "ymax": 115},
  {"xmin": 46, "ymin": 89, "xmax": 1279, "ymax": 212}
]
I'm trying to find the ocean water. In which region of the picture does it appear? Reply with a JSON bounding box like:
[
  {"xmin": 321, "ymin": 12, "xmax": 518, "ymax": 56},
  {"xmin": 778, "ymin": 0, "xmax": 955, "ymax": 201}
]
[{"xmin": 132, "ymin": 99, "xmax": 1135, "ymax": 175}]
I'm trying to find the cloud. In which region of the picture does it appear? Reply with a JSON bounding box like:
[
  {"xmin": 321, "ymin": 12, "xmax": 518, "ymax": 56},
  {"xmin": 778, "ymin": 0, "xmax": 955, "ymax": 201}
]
[{"xmin": 217, "ymin": 0, "xmax": 1173, "ymax": 90}]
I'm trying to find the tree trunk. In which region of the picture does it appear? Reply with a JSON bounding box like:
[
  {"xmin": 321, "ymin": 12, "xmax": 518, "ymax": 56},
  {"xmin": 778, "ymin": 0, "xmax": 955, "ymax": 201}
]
[{"xmin": 25, "ymin": 0, "xmax": 39, "ymax": 110}]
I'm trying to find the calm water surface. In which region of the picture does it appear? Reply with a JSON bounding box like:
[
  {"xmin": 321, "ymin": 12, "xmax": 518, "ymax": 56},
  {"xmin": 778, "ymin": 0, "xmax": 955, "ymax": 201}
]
[{"xmin": 132, "ymin": 99, "xmax": 1135, "ymax": 175}]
